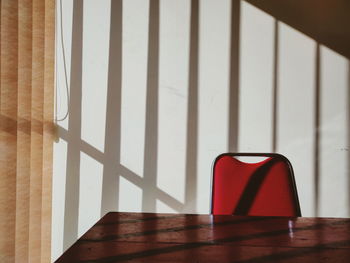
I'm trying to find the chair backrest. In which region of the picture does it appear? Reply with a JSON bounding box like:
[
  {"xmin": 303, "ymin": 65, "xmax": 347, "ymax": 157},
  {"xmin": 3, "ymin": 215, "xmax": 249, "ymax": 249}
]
[{"xmin": 211, "ymin": 153, "xmax": 301, "ymax": 217}]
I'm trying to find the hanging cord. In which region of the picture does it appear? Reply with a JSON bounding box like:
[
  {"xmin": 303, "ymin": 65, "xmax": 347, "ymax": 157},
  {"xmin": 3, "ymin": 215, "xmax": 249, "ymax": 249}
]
[{"xmin": 55, "ymin": 0, "xmax": 70, "ymax": 122}]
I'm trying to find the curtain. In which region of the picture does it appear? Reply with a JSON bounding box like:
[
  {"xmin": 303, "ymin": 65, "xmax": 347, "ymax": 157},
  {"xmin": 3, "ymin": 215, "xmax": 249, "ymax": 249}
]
[{"xmin": 0, "ymin": 0, "xmax": 55, "ymax": 262}]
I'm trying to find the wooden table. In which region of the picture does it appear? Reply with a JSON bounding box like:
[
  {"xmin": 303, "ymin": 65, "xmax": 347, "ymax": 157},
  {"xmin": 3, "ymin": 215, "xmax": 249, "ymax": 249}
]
[{"xmin": 55, "ymin": 212, "xmax": 350, "ymax": 262}]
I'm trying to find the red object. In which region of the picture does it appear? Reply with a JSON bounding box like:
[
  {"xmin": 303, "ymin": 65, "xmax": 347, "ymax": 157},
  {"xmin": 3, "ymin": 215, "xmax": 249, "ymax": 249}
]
[{"xmin": 211, "ymin": 153, "xmax": 301, "ymax": 217}]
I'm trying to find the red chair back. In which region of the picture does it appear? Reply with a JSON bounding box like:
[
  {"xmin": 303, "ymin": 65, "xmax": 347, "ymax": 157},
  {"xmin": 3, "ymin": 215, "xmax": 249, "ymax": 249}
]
[{"xmin": 211, "ymin": 153, "xmax": 301, "ymax": 216}]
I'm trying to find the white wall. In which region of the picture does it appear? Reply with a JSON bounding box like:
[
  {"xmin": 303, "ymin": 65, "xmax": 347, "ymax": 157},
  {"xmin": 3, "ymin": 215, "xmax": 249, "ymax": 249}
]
[{"xmin": 52, "ymin": 0, "xmax": 350, "ymax": 261}]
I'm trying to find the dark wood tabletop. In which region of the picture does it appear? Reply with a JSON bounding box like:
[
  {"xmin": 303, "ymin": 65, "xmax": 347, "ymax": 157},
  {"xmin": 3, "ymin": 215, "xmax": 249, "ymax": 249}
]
[{"xmin": 55, "ymin": 212, "xmax": 350, "ymax": 262}]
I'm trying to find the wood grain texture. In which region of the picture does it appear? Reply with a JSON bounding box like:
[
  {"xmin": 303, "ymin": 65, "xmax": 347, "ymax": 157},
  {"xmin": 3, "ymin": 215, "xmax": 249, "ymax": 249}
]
[{"xmin": 56, "ymin": 212, "xmax": 350, "ymax": 263}]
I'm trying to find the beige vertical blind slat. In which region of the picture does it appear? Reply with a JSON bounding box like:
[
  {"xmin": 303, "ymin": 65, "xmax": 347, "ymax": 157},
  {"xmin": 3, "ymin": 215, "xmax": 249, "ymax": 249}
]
[
  {"xmin": 29, "ymin": 0, "xmax": 45, "ymax": 261},
  {"xmin": 0, "ymin": 1, "xmax": 18, "ymax": 262},
  {"xmin": 16, "ymin": 0, "xmax": 32, "ymax": 262},
  {"xmin": 41, "ymin": 0, "xmax": 55, "ymax": 262},
  {"xmin": 0, "ymin": 0, "xmax": 55, "ymax": 262}
]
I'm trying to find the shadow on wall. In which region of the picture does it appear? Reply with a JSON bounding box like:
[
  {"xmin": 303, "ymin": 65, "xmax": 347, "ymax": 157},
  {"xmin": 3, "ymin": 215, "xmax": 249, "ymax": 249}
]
[
  {"xmin": 245, "ymin": 0, "xmax": 350, "ymax": 216},
  {"xmin": 56, "ymin": 0, "xmax": 350, "ymax": 252},
  {"xmin": 59, "ymin": 0, "xmax": 203, "ymax": 250},
  {"xmin": 245, "ymin": 0, "xmax": 350, "ymax": 60}
]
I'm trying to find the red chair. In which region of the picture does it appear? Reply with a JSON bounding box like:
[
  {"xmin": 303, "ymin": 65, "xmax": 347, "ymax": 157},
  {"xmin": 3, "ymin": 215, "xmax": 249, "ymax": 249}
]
[{"xmin": 211, "ymin": 153, "xmax": 301, "ymax": 217}]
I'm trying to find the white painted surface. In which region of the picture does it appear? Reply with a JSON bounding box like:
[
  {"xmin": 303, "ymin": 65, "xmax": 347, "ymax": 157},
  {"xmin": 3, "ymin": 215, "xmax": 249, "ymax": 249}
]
[
  {"xmin": 119, "ymin": 176, "xmax": 143, "ymax": 212},
  {"xmin": 319, "ymin": 46, "xmax": 349, "ymax": 217},
  {"xmin": 120, "ymin": 0, "xmax": 149, "ymax": 176},
  {"xmin": 78, "ymin": 152, "xmax": 103, "ymax": 236},
  {"xmin": 238, "ymin": 1, "xmax": 275, "ymax": 152},
  {"xmin": 197, "ymin": 0, "xmax": 231, "ymax": 213},
  {"xmin": 53, "ymin": 0, "xmax": 350, "ymax": 261},
  {"xmin": 157, "ymin": 0, "xmax": 190, "ymax": 206},
  {"xmin": 51, "ymin": 140, "xmax": 67, "ymax": 260},
  {"xmin": 277, "ymin": 22, "xmax": 317, "ymax": 217},
  {"xmin": 81, "ymin": 0, "xmax": 110, "ymax": 152}
]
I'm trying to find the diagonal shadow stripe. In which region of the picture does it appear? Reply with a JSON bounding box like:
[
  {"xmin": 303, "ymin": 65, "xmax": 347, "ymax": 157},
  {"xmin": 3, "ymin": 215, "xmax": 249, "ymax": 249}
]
[
  {"xmin": 80, "ymin": 241, "xmax": 350, "ymax": 263},
  {"xmin": 57, "ymin": 125, "xmax": 185, "ymax": 212},
  {"xmin": 95, "ymin": 214, "xmax": 185, "ymax": 226},
  {"xmin": 215, "ymin": 219, "xmax": 350, "ymax": 244},
  {"xmin": 0, "ymin": 114, "xmax": 50, "ymax": 136},
  {"xmin": 80, "ymin": 217, "xmax": 268, "ymax": 242},
  {"xmin": 119, "ymin": 165, "xmax": 185, "ymax": 211},
  {"xmin": 234, "ymin": 239, "xmax": 350, "ymax": 263},
  {"xmin": 79, "ymin": 242, "xmax": 208, "ymax": 263},
  {"xmin": 76, "ymin": 219, "xmax": 350, "ymax": 263},
  {"xmin": 233, "ymin": 158, "xmax": 280, "ymax": 215}
]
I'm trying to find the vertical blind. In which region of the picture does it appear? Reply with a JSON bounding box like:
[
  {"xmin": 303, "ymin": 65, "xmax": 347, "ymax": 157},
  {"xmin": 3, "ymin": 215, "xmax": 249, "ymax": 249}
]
[{"xmin": 0, "ymin": 0, "xmax": 55, "ymax": 262}]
